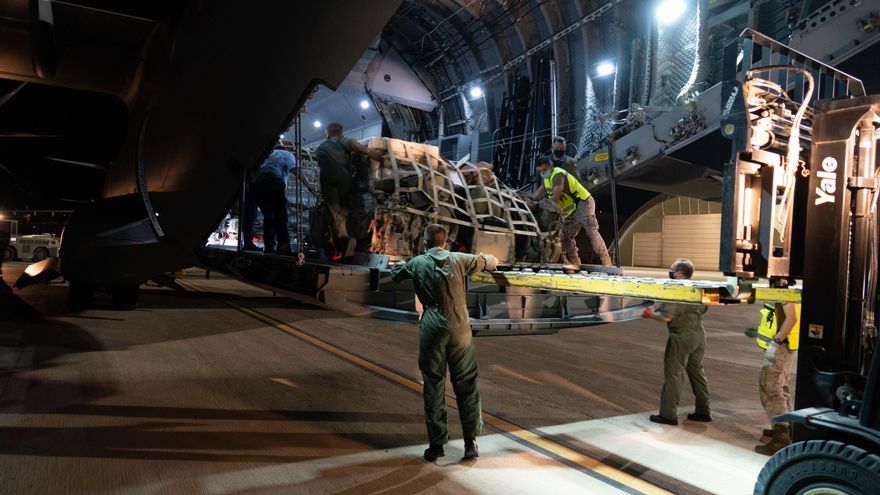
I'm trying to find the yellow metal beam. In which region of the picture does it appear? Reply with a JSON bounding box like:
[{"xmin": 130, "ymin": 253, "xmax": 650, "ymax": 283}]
[
  {"xmin": 755, "ymin": 287, "xmax": 802, "ymax": 303},
  {"xmin": 472, "ymin": 271, "xmax": 801, "ymax": 305}
]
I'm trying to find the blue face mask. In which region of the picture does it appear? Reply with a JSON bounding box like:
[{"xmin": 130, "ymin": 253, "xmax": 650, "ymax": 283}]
[{"xmin": 540, "ymin": 169, "xmax": 552, "ymax": 179}]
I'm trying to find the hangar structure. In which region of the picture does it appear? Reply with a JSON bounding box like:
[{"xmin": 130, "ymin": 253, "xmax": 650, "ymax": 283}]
[{"xmin": 1, "ymin": 1, "xmax": 880, "ymax": 494}]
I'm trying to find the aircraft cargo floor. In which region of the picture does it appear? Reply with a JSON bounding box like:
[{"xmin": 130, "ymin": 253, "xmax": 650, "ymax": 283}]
[{"xmin": 0, "ymin": 262, "xmax": 775, "ymax": 495}]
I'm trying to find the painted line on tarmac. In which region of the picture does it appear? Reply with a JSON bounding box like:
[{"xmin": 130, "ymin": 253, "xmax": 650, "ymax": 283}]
[{"xmin": 180, "ymin": 279, "xmax": 674, "ymax": 495}]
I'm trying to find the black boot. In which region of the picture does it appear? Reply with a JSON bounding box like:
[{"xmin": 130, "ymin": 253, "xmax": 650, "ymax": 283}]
[
  {"xmin": 423, "ymin": 444, "xmax": 445, "ymax": 462},
  {"xmin": 687, "ymin": 412, "xmax": 712, "ymax": 422},
  {"xmin": 463, "ymin": 438, "xmax": 479, "ymax": 460},
  {"xmin": 649, "ymin": 414, "xmax": 678, "ymax": 425}
]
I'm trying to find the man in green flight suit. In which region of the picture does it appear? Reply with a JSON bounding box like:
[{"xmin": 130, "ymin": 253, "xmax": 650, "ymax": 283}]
[
  {"xmin": 391, "ymin": 224, "xmax": 498, "ymax": 462},
  {"xmin": 642, "ymin": 258, "xmax": 712, "ymax": 425}
]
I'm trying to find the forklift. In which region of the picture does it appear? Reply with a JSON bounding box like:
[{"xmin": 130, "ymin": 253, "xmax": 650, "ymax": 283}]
[{"xmin": 719, "ymin": 30, "xmax": 880, "ymax": 494}]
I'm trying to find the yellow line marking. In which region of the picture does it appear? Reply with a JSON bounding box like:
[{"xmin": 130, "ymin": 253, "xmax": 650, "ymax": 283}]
[
  {"xmin": 270, "ymin": 377, "xmax": 299, "ymax": 389},
  {"xmin": 179, "ymin": 279, "xmax": 673, "ymax": 495}
]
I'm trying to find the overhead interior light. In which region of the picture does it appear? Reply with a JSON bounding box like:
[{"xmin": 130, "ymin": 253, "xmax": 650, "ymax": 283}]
[
  {"xmin": 655, "ymin": 0, "xmax": 687, "ymax": 26},
  {"xmin": 595, "ymin": 61, "xmax": 616, "ymax": 77},
  {"xmin": 313, "ymin": 120, "xmax": 322, "ymax": 128},
  {"xmin": 360, "ymin": 99, "xmax": 370, "ymax": 109},
  {"xmin": 469, "ymin": 86, "xmax": 483, "ymax": 99}
]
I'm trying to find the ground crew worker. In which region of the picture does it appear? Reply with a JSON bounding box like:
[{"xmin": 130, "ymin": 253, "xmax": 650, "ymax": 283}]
[
  {"xmin": 250, "ymin": 148, "xmax": 297, "ymax": 256},
  {"xmin": 550, "ymin": 136, "xmax": 577, "ymax": 176},
  {"xmin": 390, "ymin": 224, "xmax": 498, "ymax": 462},
  {"xmin": 642, "ymin": 258, "xmax": 712, "ymax": 425},
  {"xmin": 751, "ymin": 302, "xmax": 799, "ymax": 455},
  {"xmin": 530, "ymin": 155, "xmax": 612, "ymax": 266},
  {"xmin": 314, "ymin": 122, "xmax": 383, "ymax": 258}
]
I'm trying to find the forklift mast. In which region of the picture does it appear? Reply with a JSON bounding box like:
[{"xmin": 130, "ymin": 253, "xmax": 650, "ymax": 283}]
[{"xmin": 720, "ymin": 30, "xmax": 880, "ymax": 451}]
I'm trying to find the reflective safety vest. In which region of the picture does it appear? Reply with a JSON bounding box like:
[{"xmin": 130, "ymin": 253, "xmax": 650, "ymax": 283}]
[
  {"xmin": 543, "ymin": 167, "xmax": 591, "ymax": 217},
  {"xmin": 756, "ymin": 303, "xmax": 800, "ymax": 350}
]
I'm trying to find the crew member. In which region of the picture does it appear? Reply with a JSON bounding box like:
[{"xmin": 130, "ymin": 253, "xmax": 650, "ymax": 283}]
[
  {"xmin": 550, "ymin": 136, "xmax": 577, "ymax": 176},
  {"xmin": 531, "ymin": 155, "xmax": 612, "ymax": 266},
  {"xmin": 314, "ymin": 122, "xmax": 383, "ymax": 257},
  {"xmin": 752, "ymin": 302, "xmax": 799, "ymax": 455},
  {"xmin": 642, "ymin": 258, "xmax": 712, "ymax": 425},
  {"xmin": 390, "ymin": 224, "xmax": 498, "ymax": 462},
  {"xmin": 250, "ymin": 147, "xmax": 297, "ymax": 255}
]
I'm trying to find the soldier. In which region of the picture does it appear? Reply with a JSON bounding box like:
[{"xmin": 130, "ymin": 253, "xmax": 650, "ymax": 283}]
[
  {"xmin": 250, "ymin": 148, "xmax": 297, "ymax": 255},
  {"xmin": 314, "ymin": 123, "xmax": 383, "ymax": 257},
  {"xmin": 550, "ymin": 136, "xmax": 577, "ymax": 176},
  {"xmin": 753, "ymin": 302, "xmax": 799, "ymax": 455},
  {"xmin": 642, "ymin": 258, "xmax": 712, "ymax": 425},
  {"xmin": 530, "ymin": 155, "xmax": 612, "ymax": 266},
  {"xmin": 391, "ymin": 224, "xmax": 498, "ymax": 462}
]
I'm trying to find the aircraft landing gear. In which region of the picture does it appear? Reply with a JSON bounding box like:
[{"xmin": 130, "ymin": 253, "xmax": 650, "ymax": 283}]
[
  {"xmin": 67, "ymin": 283, "xmax": 140, "ymax": 311},
  {"xmin": 111, "ymin": 285, "xmax": 140, "ymax": 310}
]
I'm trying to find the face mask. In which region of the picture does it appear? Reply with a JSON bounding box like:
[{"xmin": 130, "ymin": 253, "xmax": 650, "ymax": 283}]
[
  {"xmin": 540, "ymin": 169, "xmax": 552, "ymax": 179},
  {"xmin": 552, "ymin": 149, "xmax": 564, "ymax": 158}
]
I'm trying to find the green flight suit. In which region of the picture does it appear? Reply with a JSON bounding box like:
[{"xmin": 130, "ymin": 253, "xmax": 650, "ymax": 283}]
[
  {"xmin": 391, "ymin": 247, "xmax": 489, "ymax": 446},
  {"xmin": 656, "ymin": 302, "xmax": 711, "ymax": 420}
]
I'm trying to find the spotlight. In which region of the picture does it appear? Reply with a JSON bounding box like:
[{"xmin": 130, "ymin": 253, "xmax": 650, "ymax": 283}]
[
  {"xmin": 655, "ymin": 0, "xmax": 687, "ymax": 26},
  {"xmin": 595, "ymin": 61, "xmax": 616, "ymax": 77},
  {"xmin": 469, "ymin": 86, "xmax": 483, "ymax": 99},
  {"xmin": 360, "ymin": 99, "xmax": 370, "ymax": 109},
  {"xmin": 313, "ymin": 120, "xmax": 322, "ymax": 128}
]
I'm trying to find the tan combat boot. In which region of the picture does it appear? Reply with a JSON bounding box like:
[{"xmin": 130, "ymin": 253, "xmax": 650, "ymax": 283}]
[{"xmin": 755, "ymin": 424, "xmax": 791, "ymax": 455}]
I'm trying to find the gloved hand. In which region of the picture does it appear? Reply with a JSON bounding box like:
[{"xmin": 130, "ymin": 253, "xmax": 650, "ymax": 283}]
[
  {"xmin": 765, "ymin": 341, "xmax": 778, "ymax": 364},
  {"xmin": 480, "ymin": 253, "xmax": 499, "ymax": 271},
  {"xmin": 642, "ymin": 306, "xmax": 654, "ymax": 319}
]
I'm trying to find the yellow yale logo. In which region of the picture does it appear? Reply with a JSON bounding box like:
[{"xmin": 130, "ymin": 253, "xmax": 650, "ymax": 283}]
[{"xmin": 815, "ymin": 156, "xmax": 838, "ymax": 205}]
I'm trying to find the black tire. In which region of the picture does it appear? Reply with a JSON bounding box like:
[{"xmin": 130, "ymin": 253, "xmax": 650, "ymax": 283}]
[
  {"xmin": 754, "ymin": 440, "xmax": 880, "ymax": 495},
  {"xmin": 111, "ymin": 285, "xmax": 140, "ymax": 310},
  {"xmin": 2, "ymin": 246, "xmax": 15, "ymax": 262},
  {"xmin": 68, "ymin": 283, "xmax": 93, "ymax": 311},
  {"xmin": 32, "ymin": 247, "xmax": 49, "ymax": 262}
]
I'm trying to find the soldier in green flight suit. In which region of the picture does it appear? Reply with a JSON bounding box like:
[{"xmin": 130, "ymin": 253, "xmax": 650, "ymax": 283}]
[
  {"xmin": 390, "ymin": 224, "xmax": 498, "ymax": 462},
  {"xmin": 642, "ymin": 258, "xmax": 713, "ymax": 426}
]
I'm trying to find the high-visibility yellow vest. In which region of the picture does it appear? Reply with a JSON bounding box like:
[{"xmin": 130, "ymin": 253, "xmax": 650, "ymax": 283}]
[
  {"xmin": 757, "ymin": 303, "xmax": 800, "ymax": 350},
  {"xmin": 543, "ymin": 167, "xmax": 591, "ymax": 217}
]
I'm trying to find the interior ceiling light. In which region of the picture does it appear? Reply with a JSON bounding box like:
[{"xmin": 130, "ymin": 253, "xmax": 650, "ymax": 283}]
[
  {"xmin": 595, "ymin": 61, "xmax": 616, "ymax": 77},
  {"xmin": 360, "ymin": 99, "xmax": 370, "ymax": 109},
  {"xmin": 469, "ymin": 86, "xmax": 483, "ymax": 99},
  {"xmin": 313, "ymin": 120, "xmax": 322, "ymax": 128},
  {"xmin": 655, "ymin": 0, "xmax": 687, "ymax": 25}
]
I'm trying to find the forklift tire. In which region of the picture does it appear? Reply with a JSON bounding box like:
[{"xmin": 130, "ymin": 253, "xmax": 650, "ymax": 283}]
[
  {"xmin": 754, "ymin": 440, "xmax": 880, "ymax": 495},
  {"xmin": 68, "ymin": 283, "xmax": 93, "ymax": 311},
  {"xmin": 32, "ymin": 247, "xmax": 49, "ymax": 262},
  {"xmin": 111, "ymin": 286, "xmax": 140, "ymax": 310},
  {"xmin": 2, "ymin": 246, "xmax": 15, "ymax": 262}
]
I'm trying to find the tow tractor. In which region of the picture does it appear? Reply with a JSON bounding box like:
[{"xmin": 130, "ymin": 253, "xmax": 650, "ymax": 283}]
[{"xmin": 0, "ymin": 219, "xmax": 59, "ymax": 262}]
